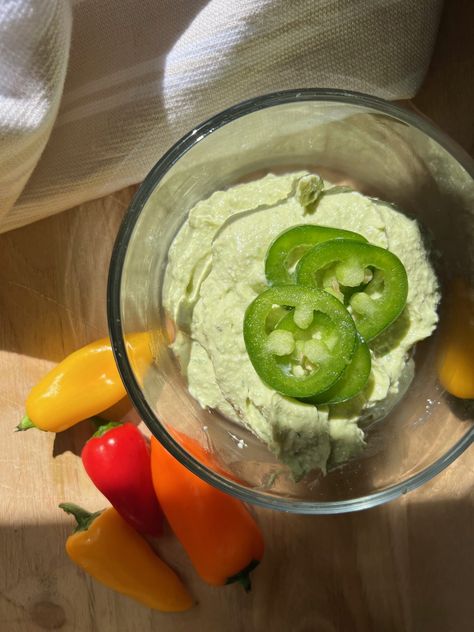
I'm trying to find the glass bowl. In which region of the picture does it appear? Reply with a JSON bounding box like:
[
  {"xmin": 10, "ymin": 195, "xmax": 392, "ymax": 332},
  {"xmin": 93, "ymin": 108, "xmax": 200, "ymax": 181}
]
[{"xmin": 108, "ymin": 89, "xmax": 474, "ymax": 514}]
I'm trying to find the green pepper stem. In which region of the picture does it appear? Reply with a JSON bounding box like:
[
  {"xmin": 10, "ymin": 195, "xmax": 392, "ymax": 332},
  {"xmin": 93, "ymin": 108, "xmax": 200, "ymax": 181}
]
[
  {"xmin": 225, "ymin": 559, "xmax": 260, "ymax": 592},
  {"xmin": 91, "ymin": 420, "xmax": 123, "ymax": 438},
  {"xmin": 16, "ymin": 415, "xmax": 36, "ymax": 432},
  {"xmin": 59, "ymin": 503, "xmax": 102, "ymax": 533}
]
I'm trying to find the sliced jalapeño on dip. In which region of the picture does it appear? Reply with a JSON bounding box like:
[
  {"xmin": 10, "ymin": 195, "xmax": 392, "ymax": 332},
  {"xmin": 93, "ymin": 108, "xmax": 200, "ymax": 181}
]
[
  {"xmin": 297, "ymin": 240, "xmax": 408, "ymax": 341},
  {"xmin": 265, "ymin": 224, "xmax": 367, "ymax": 286},
  {"xmin": 243, "ymin": 285, "xmax": 357, "ymax": 398}
]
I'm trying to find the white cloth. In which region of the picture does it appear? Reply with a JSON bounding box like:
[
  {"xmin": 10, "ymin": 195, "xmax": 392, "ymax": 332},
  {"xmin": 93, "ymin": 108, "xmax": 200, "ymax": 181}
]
[{"xmin": 0, "ymin": 0, "xmax": 443, "ymax": 233}]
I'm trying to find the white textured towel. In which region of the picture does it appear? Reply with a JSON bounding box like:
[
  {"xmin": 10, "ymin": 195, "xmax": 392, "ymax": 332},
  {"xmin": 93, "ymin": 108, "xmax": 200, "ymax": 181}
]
[{"xmin": 0, "ymin": 0, "xmax": 443, "ymax": 233}]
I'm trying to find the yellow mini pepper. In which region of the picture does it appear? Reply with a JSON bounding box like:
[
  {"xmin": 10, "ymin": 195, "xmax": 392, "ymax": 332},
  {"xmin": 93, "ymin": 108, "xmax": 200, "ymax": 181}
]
[
  {"xmin": 437, "ymin": 278, "xmax": 474, "ymax": 399},
  {"xmin": 60, "ymin": 503, "xmax": 193, "ymax": 612},
  {"xmin": 18, "ymin": 333, "xmax": 152, "ymax": 432}
]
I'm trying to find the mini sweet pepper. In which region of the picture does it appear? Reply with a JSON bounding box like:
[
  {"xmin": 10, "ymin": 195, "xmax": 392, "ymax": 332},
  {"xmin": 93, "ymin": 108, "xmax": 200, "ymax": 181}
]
[
  {"xmin": 437, "ymin": 278, "xmax": 474, "ymax": 399},
  {"xmin": 150, "ymin": 436, "xmax": 264, "ymax": 591},
  {"xmin": 18, "ymin": 333, "xmax": 151, "ymax": 432},
  {"xmin": 60, "ymin": 503, "xmax": 193, "ymax": 611},
  {"xmin": 82, "ymin": 420, "xmax": 164, "ymax": 537}
]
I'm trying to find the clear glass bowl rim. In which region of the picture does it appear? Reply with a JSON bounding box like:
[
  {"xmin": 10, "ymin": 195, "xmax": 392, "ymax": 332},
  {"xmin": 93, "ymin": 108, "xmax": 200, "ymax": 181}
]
[{"xmin": 107, "ymin": 87, "xmax": 474, "ymax": 514}]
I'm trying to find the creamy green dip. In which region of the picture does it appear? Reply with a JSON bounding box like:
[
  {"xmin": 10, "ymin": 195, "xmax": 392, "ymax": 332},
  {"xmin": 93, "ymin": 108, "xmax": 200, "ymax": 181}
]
[{"xmin": 163, "ymin": 172, "xmax": 439, "ymax": 479}]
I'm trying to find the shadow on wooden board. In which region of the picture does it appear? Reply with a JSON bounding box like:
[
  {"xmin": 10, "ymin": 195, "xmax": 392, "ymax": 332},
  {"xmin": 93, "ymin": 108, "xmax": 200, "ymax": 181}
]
[
  {"xmin": 0, "ymin": 498, "xmax": 472, "ymax": 632},
  {"xmin": 0, "ymin": 191, "xmax": 132, "ymax": 364}
]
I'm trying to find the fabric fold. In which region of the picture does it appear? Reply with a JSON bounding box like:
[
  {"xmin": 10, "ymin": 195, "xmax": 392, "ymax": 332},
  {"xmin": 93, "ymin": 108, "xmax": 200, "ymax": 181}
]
[{"xmin": 0, "ymin": 0, "xmax": 443, "ymax": 233}]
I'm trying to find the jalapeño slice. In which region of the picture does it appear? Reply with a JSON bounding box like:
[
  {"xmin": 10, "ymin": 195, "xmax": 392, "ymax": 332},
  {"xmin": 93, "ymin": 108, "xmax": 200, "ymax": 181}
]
[
  {"xmin": 243, "ymin": 286, "xmax": 357, "ymax": 398},
  {"xmin": 265, "ymin": 225, "xmax": 367, "ymax": 286},
  {"xmin": 297, "ymin": 240, "xmax": 408, "ymax": 341},
  {"xmin": 304, "ymin": 334, "xmax": 371, "ymax": 405}
]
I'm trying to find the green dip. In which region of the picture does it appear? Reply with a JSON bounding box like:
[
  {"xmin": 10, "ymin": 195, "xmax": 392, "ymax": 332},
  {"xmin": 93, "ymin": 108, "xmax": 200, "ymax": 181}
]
[{"xmin": 163, "ymin": 172, "xmax": 439, "ymax": 479}]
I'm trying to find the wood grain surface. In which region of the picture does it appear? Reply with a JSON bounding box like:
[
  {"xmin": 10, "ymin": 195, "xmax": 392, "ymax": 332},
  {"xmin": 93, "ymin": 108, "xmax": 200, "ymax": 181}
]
[{"xmin": 1, "ymin": 2, "xmax": 473, "ymax": 631}]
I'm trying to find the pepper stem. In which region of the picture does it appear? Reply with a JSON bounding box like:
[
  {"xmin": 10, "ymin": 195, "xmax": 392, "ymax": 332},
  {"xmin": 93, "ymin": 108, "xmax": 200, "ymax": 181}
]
[
  {"xmin": 59, "ymin": 503, "xmax": 102, "ymax": 533},
  {"xmin": 91, "ymin": 420, "xmax": 123, "ymax": 439},
  {"xmin": 16, "ymin": 415, "xmax": 36, "ymax": 432},
  {"xmin": 225, "ymin": 559, "xmax": 260, "ymax": 592}
]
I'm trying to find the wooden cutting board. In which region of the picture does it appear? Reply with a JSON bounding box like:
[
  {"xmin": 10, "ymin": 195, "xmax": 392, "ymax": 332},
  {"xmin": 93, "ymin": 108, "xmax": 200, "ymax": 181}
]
[{"xmin": 1, "ymin": 3, "xmax": 473, "ymax": 630}]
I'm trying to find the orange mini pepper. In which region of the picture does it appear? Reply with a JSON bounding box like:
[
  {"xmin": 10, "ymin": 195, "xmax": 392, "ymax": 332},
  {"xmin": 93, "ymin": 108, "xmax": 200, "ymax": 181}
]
[
  {"xmin": 60, "ymin": 503, "xmax": 193, "ymax": 612},
  {"xmin": 150, "ymin": 436, "xmax": 264, "ymax": 590},
  {"xmin": 18, "ymin": 333, "xmax": 152, "ymax": 432},
  {"xmin": 169, "ymin": 428, "xmax": 238, "ymax": 480},
  {"xmin": 436, "ymin": 279, "xmax": 474, "ymax": 399}
]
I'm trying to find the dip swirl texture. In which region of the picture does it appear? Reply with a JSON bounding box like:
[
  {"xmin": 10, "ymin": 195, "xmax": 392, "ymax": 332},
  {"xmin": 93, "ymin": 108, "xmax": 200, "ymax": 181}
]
[{"xmin": 163, "ymin": 173, "xmax": 439, "ymax": 479}]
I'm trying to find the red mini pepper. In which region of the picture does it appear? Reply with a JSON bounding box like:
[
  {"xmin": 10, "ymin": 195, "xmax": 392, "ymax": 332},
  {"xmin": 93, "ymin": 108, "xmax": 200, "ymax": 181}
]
[{"xmin": 82, "ymin": 420, "xmax": 163, "ymax": 537}]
